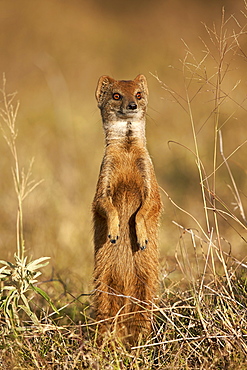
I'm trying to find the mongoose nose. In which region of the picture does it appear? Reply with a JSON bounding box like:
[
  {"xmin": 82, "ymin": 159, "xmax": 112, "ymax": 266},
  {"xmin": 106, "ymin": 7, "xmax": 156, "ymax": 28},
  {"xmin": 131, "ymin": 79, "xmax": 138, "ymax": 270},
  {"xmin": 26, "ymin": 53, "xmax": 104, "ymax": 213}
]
[{"xmin": 127, "ymin": 102, "xmax": 137, "ymax": 110}]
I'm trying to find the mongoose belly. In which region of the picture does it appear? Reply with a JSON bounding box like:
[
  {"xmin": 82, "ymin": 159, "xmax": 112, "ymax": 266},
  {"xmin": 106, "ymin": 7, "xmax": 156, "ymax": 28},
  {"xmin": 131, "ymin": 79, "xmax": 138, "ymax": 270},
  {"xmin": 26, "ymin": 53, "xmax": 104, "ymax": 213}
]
[{"xmin": 94, "ymin": 180, "xmax": 143, "ymax": 291}]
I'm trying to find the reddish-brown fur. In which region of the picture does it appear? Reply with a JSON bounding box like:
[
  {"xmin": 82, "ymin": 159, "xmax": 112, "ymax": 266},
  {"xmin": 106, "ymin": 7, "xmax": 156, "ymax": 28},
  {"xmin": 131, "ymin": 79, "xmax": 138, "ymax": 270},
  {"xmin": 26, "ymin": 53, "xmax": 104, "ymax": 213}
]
[{"xmin": 92, "ymin": 75, "xmax": 161, "ymax": 344}]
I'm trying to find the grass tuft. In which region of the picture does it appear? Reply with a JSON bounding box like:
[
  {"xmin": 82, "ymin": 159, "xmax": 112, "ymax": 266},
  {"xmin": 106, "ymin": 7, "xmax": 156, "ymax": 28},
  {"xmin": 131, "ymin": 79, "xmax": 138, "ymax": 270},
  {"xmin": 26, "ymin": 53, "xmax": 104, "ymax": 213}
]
[{"xmin": 0, "ymin": 76, "xmax": 54, "ymax": 332}]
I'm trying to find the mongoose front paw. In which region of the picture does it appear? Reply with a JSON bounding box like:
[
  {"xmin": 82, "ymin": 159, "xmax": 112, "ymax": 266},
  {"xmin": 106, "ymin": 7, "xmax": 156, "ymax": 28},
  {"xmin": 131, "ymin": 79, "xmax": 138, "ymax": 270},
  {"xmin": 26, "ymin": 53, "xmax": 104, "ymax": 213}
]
[
  {"xmin": 136, "ymin": 213, "xmax": 148, "ymax": 250},
  {"xmin": 108, "ymin": 234, "xmax": 119, "ymax": 244},
  {"xmin": 138, "ymin": 238, "xmax": 148, "ymax": 250},
  {"xmin": 108, "ymin": 219, "xmax": 120, "ymax": 244}
]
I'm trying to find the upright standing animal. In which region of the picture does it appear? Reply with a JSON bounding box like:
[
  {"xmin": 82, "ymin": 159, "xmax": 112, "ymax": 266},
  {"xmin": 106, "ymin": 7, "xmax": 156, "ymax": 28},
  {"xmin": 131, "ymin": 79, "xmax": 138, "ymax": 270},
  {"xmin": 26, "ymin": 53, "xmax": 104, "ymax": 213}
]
[{"xmin": 92, "ymin": 74, "xmax": 161, "ymax": 344}]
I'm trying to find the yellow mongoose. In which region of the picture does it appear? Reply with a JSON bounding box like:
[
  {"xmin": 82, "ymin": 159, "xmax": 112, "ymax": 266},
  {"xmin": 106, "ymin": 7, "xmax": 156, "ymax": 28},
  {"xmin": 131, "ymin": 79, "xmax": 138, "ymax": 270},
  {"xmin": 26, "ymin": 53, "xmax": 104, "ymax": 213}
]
[{"xmin": 92, "ymin": 74, "xmax": 161, "ymax": 343}]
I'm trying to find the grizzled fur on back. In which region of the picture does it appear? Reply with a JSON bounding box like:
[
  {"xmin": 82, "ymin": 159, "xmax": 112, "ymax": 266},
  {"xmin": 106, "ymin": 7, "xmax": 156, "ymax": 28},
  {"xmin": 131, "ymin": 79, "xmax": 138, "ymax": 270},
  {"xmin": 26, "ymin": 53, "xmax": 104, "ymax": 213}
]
[{"xmin": 92, "ymin": 74, "xmax": 162, "ymax": 344}]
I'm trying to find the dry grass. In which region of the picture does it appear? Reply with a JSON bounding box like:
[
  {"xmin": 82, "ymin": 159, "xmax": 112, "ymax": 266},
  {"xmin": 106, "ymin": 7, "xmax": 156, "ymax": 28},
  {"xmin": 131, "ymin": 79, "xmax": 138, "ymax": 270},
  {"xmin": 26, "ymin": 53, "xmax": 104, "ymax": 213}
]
[{"xmin": 0, "ymin": 1, "xmax": 247, "ymax": 369}]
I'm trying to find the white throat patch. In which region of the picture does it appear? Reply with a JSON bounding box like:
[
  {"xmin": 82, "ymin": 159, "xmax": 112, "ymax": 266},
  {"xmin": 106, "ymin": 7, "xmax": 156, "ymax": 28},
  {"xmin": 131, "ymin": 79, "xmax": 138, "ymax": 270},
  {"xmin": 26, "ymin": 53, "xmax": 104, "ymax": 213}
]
[{"xmin": 105, "ymin": 120, "xmax": 145, "ymax": 141}]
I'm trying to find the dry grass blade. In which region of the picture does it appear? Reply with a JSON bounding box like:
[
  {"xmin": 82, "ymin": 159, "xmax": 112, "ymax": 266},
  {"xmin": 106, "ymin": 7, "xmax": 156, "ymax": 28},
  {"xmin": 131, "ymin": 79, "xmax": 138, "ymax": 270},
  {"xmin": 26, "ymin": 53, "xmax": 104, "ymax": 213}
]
[{"xmin": 219, "ymin": 129, "xmax": 247, "ymax": 224}]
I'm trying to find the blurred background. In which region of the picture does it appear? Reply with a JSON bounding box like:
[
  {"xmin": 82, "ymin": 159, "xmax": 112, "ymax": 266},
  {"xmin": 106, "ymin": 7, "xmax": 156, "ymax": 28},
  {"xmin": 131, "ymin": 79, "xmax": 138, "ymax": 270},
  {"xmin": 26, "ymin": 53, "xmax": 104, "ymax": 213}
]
[{"xmin": 0, "ymin": 0, "xmax": 246, "ymax": 296}]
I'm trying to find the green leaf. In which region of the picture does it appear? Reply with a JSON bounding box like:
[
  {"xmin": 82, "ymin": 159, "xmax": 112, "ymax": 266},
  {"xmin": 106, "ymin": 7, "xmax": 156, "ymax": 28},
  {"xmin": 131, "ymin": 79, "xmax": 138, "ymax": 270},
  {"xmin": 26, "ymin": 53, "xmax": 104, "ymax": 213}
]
[
  {"xmin": 0, "ymin": 260, "xmax": 10, "ymax": 266},
  {"xmin": 0, "ymin": 265, "xmax": 10, "ymax": 278},
  {"xmin": 19, "ymin": 305, "xmax": 40, "ymax": 326},
  {"xmin": 1, "ymin": 285, "xmax": 16, "ymax": 291},
  {"xmin": 0, "ymin": 260, "xmax": 16, "ymax": 268},
  {"xmin": 3, "ymin": 290, "xmax": 19, "ymax": 326},
  {"xmin": 31, "ymin": 284, "xmax": 59, "ymax": 315},
  {"xmin": 27, "ymin": 257, "xmax": 50, "ymax": 271}
]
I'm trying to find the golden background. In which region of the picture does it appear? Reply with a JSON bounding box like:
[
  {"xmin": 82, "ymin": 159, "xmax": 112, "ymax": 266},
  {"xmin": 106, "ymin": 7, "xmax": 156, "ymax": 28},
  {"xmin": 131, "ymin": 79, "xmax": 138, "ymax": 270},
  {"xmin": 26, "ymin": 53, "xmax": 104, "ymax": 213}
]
[{"xmin": 0, "ymin": 0, "xmax": 246, "ymax": 295}]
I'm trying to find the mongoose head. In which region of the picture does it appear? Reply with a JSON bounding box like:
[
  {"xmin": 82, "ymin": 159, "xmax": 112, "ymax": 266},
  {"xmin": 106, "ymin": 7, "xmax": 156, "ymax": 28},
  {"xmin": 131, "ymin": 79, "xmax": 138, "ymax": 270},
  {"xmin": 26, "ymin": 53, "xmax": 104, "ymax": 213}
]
[{"xmin": 96, "ymin": 74, "xmax": 148, "ymax": 123}]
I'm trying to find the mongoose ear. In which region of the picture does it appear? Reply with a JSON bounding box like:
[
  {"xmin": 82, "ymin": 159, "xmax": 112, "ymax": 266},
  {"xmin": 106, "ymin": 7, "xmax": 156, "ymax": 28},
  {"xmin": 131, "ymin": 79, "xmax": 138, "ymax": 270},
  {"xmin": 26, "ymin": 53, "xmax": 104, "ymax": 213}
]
[
  {"xmin": 134, "ymin": 74, "xmax": 148, "ymax": 95},
  {"xmin": 96, "ymin": 75, "xmax": 115, "ymax": 107}
]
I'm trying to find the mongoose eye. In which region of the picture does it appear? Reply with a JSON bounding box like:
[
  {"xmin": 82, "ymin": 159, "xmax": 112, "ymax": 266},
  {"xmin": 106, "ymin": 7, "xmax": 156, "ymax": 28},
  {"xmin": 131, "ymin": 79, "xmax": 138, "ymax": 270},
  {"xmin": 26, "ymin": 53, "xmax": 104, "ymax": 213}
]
[
  {"xmin": 112, "ymin": 93, "xmax": 122, "ymax": 100},
  {"xmin": 136, "ymin": 92, "xmax": 142, "ymax": 100}
]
